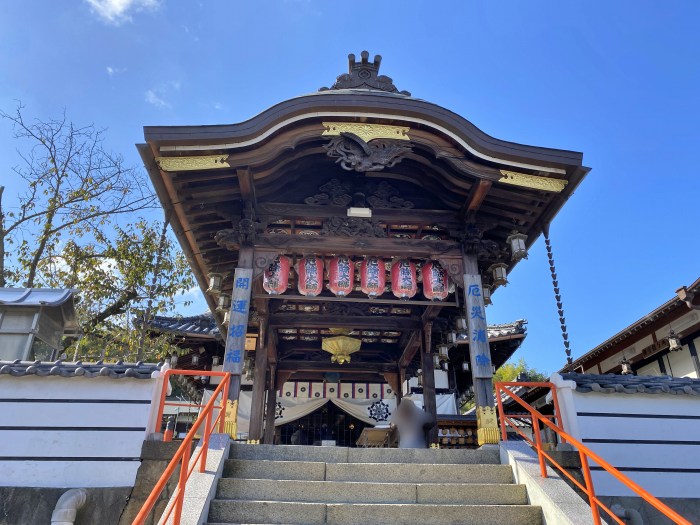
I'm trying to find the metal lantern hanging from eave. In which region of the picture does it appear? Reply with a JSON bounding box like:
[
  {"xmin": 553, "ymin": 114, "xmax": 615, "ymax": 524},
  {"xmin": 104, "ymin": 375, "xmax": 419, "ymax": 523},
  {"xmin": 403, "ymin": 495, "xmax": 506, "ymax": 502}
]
[
  {"xmin": 422, "ymin": 260, "xmax": 449, "ymax": 301},
  {"xmin": 296, "ymin": 255, "xmax": 324, "ymax": 296},
  {"xmin": 206, "ymin": 272, "xmax": 223, "ymax": 295},
  {"xmin": 327, "ymin": 256, "xmax": 355, "ymax": 297},
  {"xmin": 360, "ymin": 256, "xmax": 386, "ymax": 298},
  {"xmin": 488, "ymin": 263, "xmax": 509, "ymax": 287},
  {"xmin": 263, "ymin": 255, "xmax": 291, "ymax": 295},
  {"xmin": 391, "ymin": 259, "xmax": 417, "ymax": 299},
  {"xmin": 506, "ymin": 232, "xmax": 529, "ymax": 262},
  {"xmin": 482, "ymin": 285, "xmax": 492, "ymax": 306}
]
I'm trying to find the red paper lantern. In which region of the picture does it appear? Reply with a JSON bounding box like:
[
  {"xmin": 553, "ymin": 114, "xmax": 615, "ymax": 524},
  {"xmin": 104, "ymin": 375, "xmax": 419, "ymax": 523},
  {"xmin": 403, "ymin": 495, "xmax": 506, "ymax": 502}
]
[
  {"xmin": 297, "ymin": 255, "xmax": 324, "ymax": 296},
  {"xmin": 391, "ymin": 259, "xmax": 417, "ymax": 299},
  {"xmin": 262, "ymin": 255, "xmax": 291, "ymax": 295},
  {"xmin": 422, "ymin": 260, "xmax": 449, "ymax": 301},
  {"xmin": 360, "ymin": 256, "xmax": 386, "ymax": 298},
  {"xmin": 327, "ymin": 256, "xmax": 354, "ymax": 297}
]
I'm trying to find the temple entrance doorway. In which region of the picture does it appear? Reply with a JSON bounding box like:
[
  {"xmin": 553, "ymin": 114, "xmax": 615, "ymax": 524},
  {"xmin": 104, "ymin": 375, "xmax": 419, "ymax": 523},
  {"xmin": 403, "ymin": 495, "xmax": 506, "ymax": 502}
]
[{"xmin": 275, "ymin": 402, "xmax": 367, "ymax": 447}]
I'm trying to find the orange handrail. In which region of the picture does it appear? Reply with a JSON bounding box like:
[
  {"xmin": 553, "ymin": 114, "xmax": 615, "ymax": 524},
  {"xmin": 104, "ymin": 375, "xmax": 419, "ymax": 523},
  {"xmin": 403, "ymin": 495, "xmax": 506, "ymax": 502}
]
[
  {"xmin": 495, "ymin": 381, "xmax": 692, "ymax": 525},
  {"xmin": 132, "ymin": 370, "xmax": 233, "ymax": 525}
]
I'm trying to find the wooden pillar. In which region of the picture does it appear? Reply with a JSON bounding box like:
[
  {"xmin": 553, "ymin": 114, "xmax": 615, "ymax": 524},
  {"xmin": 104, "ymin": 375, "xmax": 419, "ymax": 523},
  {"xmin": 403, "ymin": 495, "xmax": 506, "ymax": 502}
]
[
  {"xmin": 223, "ymin": 246, "xmax": 254, "ymax": 402},
  {"xmin": 263, "ymin": 364, "xmax": 277, "ymax": 444},
  {"xmin": 420, "ymin": 323, "xmax": 438, "ymax": 445},
  {"xmin": 462, "ymin": 251, "xmax": 498, "ymax": 445},
  {"xmin": 248, "ymin": 316, "xmax": 268, "ymax": 440}
]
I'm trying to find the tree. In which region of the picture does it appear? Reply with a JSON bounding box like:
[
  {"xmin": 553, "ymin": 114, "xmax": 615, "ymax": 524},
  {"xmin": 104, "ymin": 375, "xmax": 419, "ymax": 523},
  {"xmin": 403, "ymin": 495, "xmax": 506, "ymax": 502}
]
[
  {"xmin": 492, "ymin": 357, "xmax": 549, "ymax": 384},
  {"xmin": 1, "ymin": 105, "xmax": 195, "ymax": 361}
]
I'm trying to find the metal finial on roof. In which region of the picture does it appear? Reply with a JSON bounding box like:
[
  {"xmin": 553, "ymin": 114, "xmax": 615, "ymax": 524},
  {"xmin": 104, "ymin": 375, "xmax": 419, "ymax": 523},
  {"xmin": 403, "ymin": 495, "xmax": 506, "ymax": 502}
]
[
  {"xmin": 543, "ymin": 230, "xmax": 573, "ymax": 369},
  {"xmin": 319, "ymin": 50, "xmax": 411, "ymax": 96}
]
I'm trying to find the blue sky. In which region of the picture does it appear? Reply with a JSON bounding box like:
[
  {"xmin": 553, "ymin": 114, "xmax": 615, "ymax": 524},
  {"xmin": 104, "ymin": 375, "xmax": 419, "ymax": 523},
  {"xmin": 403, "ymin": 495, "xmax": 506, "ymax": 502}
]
[{"xmin": 1, "ymin": 1, "xmax": 698, "ymax": 374}]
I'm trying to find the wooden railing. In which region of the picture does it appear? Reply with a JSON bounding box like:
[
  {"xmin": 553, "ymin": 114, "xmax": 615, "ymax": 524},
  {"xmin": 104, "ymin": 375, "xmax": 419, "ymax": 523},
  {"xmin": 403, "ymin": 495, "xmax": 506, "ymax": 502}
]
[
  {"xmin": 495, "ymin": 381, "xmax": 691, "ymax": 525},
  {"xmin": 132, "ymin": 370, "xmax": 233, "ymax": 525}
]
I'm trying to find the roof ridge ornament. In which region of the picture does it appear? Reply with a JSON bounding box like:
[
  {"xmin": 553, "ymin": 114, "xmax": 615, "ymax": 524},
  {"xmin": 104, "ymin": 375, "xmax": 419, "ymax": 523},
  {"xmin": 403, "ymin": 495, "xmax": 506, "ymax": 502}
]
[{"xmin": 320, "ymin": 51, "xmax": 411, "ymax": 96}]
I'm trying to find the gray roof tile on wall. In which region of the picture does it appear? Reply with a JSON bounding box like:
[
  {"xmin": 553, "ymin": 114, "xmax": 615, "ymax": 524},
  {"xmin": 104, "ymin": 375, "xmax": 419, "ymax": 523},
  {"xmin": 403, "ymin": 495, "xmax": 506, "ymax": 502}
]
[
  {"xmin": 560, "ymin": 372, "xmax": 700, "ymax": 396},
  {"xmin": 0, "ymin": 360, "xmax": 163, "ymax": 380}
]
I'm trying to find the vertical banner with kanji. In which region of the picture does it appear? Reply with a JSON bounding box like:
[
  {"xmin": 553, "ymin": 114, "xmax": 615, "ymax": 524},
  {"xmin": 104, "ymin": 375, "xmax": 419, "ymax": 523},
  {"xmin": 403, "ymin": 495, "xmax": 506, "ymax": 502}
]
[
  {"xmin": 223, "ymin": 268, "xmax": 253, "ymax": 376},
  {"xmin": 463, "ymin": 273, "xmax": 493, "ymax": 379}
]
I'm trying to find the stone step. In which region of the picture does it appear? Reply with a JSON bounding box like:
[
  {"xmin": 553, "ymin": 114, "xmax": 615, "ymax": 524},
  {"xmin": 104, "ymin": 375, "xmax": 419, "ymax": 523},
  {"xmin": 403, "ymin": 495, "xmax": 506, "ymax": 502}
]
[
  {"xmin": 207, "ymin": 501, "xmax": 542, "ymax": 525},
  {"xmin": 223, "ymin": 459, "xmax": 514, "ymax": 484},
  {"xmin": 229, "ymin": 443, "xmax": 500, "ymax": 464},
  {"xmin": 216, "ymin": 478, "xmax": 528, "ymax": 505}
]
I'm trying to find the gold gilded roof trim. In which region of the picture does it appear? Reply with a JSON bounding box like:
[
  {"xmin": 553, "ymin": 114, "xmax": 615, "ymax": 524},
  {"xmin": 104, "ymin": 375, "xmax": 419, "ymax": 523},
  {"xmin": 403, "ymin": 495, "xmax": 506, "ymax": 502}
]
[
  {"xmin": 499, "ymin": 170, "xmax": 567, "ymax": 193},
  {"xmin": 156, "ymin": 155, "xmax": 230, "ymax": 172},
  {"xmin": 322, "ymin": 122, "xmax": 410, "ymax": 142}
]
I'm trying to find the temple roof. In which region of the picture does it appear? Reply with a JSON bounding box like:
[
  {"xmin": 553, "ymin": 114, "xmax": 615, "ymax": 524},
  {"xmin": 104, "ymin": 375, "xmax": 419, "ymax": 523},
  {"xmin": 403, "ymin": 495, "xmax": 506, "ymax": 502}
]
[
  {"xmin": 138, "ymin": 51, "xmax": 585, "ymax": 384},
  {"xmin": 0, "ymin": 288, "xmax": 76, "ymax": 307}
]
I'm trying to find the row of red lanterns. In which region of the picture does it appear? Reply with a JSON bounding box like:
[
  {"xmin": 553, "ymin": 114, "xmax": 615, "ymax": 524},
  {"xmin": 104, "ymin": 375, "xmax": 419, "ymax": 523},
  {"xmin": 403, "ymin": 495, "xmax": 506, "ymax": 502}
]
[{"xmin": 263, "ymin": 255, "xmax": 450, "ymax": 301}]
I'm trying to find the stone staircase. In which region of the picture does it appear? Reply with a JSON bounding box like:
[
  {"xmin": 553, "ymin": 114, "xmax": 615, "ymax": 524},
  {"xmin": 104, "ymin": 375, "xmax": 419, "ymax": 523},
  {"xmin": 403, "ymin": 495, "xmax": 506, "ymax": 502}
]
[{"xmin": 205, "ymin": 443, "xmax": 542, "ymax": 525}]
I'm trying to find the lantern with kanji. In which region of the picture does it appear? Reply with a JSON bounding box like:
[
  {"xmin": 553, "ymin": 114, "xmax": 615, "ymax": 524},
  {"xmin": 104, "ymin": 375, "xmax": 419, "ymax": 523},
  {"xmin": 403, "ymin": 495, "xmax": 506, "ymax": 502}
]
[
  {"xmin": 327, "ymin": 256, "xmax": 354, "ymax": 297},
  {"xmin": 263, "ymin": 255, "xmax": 291, "ymax": 295},
  {"xmin": 391, "ymin": 259, "xmax": 417, "ymax": 299},
  {"xmin": 422, "ymin": 260, "xmax": 449, "ymax": 301},
  {"xmin": 360, "ymin": 256, "xmax": 386, "ymax": 298},
  {"xmin": 297, "ymin": 255, "xmax": 324, "ymax": 296}
]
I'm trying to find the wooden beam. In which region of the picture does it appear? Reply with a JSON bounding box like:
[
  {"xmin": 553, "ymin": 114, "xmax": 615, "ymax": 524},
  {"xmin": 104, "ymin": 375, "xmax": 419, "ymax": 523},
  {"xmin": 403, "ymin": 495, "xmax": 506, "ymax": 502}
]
[
  {"xmin": 248, "ymin": 316, "xmax": 269, "ymax": 440},
  {"xmin": 256, "ymin": 202, "xmax": 462, "ymax": 228},
  {"xmin": 259, "ymin": 294, "xmax": 457, "ymax": 308},
  {"xmin": 399, "ymin": 331, "xmax": 420, "ymax": 368},
  {"xmin": 263, "ymin": 364, "xmax": 277, "ymax": 444},
  {"xmin": 276, "ymin": 361, "xmax": 398, "ymax": 373},
  {"xmin": 237, "ymin": 168, "xmax": 256, "ymax": 204},
  {"xmin": 269, "ymin": 314, "xmax": 420, "ymax": 331},
  {"xmin": 463, "ymin": 180, "xmax": 492, "ymax": 216}
]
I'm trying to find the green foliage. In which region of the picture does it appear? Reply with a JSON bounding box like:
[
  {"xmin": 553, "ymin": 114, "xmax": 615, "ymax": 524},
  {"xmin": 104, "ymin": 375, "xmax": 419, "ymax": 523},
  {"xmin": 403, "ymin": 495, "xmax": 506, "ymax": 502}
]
[
  {"xmin": 1, "ymin": 105, "xmax": 196, "ymax": 362},
  {"xmin": 492, "ymin": 357, "xmax": 549, "ymax": 383}
]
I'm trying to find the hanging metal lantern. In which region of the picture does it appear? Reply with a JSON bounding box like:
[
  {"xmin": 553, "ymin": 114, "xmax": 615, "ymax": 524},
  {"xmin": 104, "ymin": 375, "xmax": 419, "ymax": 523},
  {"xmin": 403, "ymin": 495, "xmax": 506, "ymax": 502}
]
[
  {"xmin": 668, "ymin": 330, "xmax": 682, "ymax": 351},
  {"xmin": 433, "ymin": 354, "xmax": 441, "ymax": 369},
  {"xmin": 482, "ymin": 285, "xmax": 492, "ymax": 306},
  {"xmin": 360, "ymin": 256, "xmax": 386, "ymax": 298},
  {"xmin": 263, "ymin": 255, "xmax": 291, "ymax": 295},
  {"xmin": 462, "ymin": 361, "xmax": 470, "ymax": 372},
  {"xmin": 222, "ymin": 311, "xmax": 230, "ymax": 326},
  {"xmin": 506, "ymin": 232, "xmax": 529, "ymax": 262},
  {"xmin": 296, "ymin": 255, "xmax": 324, "ymax": 296},
  {"xmin": 437, "ymin": 344, "xmax": 450, "ymax": 361},
  {"xmin": 327, "ymin": 256, "xmax": 355, "ymax": 297},
  {"xmin": 206, "ymin": 272, "xmax": 223, "ymax": 295},
  {"xmin": 488, "ymin": 263, "xmax": 509, "ymax": 287},
  {"xmin": 391, "ymin": 259, "xmax": 417, "ymax": 299},
  {"xmin": 216, "ymin": 293, "xmax": 231, "ymax": 312},
  {"xmin": 422, "ymin": 260, "xmax": 449, "ymax": 301}
]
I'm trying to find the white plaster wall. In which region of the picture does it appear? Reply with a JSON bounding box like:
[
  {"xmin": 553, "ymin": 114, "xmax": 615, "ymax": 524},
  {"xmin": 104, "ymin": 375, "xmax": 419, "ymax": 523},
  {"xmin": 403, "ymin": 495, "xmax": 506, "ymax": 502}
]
[
  {"xmin": 551, "ymin": 373, "xmax": 700, "ymax": 498},
  {"xmin": 0, "ymin": 373, "xmax": 164, "ymax": 488}
]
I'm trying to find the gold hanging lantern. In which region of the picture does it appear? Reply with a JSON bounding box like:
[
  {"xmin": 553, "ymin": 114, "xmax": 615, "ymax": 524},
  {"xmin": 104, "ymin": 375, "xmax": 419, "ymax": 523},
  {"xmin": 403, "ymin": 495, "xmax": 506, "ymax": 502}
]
[{"xmin": 322, "ymin": 335, "xmax": 361, "ymax": 365}]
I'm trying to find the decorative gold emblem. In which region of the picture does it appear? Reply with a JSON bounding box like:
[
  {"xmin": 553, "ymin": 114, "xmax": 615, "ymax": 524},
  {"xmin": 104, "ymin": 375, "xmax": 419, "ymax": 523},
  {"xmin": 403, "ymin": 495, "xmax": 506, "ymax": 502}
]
[
  {"xmin": 322, "ymin": 122, "xmax": 410, "ymax": 142},
  {"xmin": 156, "ymin": 155, "xmax": 230, "ymax": 172},
  {"xmin": 477, "ymin": 406, "xmax": 499, "ymax": 445},
  {"xmin": 499, "ymin": 170, "xmax": 568, "ymax": 193}
]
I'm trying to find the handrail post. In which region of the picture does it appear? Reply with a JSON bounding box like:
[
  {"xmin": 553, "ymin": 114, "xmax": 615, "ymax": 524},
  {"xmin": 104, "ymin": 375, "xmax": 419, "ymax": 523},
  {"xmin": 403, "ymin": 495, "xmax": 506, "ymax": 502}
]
[
  {"xmin": 219, "ymin": 374, "xmax": 230, "ymax": 434},
  {"xmin": 495, "ymin": 385, "xmax": 508, "ymax": 441},
  {"xmin": 199, "ymin": 409, "xmax": 213, "ymax": 473},
  {"xmin": 172, "ymin": 438, "xmax": 191, "ymax": 525},
  {"xmin": 579, "ymin": 451, "xmax": 602, "ymax": 525},
  {"xmin": 532, "ymin": 408, "xmax": 547, "ymax": 478},
  {"xmin": 154, "ymin": 369, "xmax": 172, "ymax": 434}
]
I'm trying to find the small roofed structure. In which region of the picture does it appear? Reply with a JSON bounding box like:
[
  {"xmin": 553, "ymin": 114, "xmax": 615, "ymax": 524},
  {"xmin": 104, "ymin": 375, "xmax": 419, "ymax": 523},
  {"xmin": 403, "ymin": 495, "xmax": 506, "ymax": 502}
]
[{"xmin": 0, "ymin": 288, "xmax": 79, "ymax": 362}]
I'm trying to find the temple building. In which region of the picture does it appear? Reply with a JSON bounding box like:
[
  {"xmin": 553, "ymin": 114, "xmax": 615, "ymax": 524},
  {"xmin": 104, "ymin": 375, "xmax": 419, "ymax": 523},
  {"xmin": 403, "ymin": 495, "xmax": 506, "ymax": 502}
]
[{"xmin": 138, "ymin": 51, "xmax": 589, "ymax": 445}]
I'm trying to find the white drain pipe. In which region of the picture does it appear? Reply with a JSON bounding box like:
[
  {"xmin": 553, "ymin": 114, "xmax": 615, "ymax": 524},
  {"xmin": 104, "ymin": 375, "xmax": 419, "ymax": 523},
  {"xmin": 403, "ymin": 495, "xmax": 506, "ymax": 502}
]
[{"xmin": 51, "ymin": 488, "xmax": 87, "ymax": 525}]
